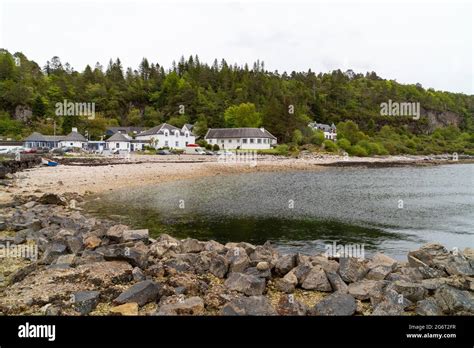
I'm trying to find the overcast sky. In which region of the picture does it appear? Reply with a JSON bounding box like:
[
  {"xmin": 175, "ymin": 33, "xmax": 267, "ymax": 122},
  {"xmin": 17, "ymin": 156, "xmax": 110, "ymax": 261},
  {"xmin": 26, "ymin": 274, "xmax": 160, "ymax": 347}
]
[{"xmin": 1, "ymin": 0, "xmax": 472, "ymax": 94}]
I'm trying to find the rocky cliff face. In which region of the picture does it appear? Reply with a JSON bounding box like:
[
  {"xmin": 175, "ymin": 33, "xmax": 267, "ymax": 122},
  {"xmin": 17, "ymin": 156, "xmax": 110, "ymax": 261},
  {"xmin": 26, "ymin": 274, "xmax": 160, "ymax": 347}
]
[{"xmin": 423, "ymin": 109, "xmax": 463, "ymax": 132}]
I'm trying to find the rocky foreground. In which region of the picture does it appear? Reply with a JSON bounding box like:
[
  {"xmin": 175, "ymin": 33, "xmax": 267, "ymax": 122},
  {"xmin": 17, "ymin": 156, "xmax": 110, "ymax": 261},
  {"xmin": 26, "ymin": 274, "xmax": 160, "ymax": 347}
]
[{"xmin": 0, "ymin": 193, "xmax": 473, "ymax": 316}]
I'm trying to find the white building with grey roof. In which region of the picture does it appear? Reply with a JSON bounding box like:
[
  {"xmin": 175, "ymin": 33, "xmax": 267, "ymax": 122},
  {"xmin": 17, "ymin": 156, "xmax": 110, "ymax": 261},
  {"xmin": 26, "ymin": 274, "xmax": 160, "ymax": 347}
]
[
  {"xmin": 308, "ymin": 121, "xmax": 337, "ymax": 140},
  {"xmin": 204, "ymin": 127, "xmax": 277, "ymax": 150},
  {"xmin": 135, "ymin": 123, "xmax": 196, "ymax": 149}
]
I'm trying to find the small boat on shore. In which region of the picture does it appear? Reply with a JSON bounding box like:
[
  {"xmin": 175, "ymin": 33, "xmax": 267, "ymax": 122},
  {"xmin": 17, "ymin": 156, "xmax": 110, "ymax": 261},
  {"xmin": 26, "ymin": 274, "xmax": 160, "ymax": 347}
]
[{"xmin": 41, "ymin": 158, "xmax": 58, "ymax": 167}]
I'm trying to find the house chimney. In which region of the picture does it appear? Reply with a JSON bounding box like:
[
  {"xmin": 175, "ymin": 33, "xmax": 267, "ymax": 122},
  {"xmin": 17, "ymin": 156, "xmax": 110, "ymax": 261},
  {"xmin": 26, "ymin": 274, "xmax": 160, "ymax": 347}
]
[
  {"xmin": 260, "ymin": 127, "xmax": 265, "ymax": 133},
  {"xmin": 72, "ymin": 127, "xmax": 78, "ymax": 133}
]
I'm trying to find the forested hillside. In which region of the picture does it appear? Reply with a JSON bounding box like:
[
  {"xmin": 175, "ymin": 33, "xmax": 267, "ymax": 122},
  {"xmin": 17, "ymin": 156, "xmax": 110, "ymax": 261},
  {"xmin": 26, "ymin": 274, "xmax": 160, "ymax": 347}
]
[{"xmin": 1, "ymin": 49, "xmax": 473, "ymax": 155}]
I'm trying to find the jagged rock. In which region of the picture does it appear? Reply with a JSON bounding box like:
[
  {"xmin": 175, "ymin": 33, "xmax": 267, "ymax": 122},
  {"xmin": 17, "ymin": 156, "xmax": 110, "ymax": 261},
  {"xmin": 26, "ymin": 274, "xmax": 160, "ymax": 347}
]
[
  {"xmin": 338, "ymin": 257, "xmax": 368, "ymax": 283},
  {"xmin": 55, "ymin": 254, "xmax": 76, "ymax": 266},
  {"xmin": 368, "ymin": 253, "xmax": 397, "ymax": 269},
  {"xmin": 38, "ymin": 194, "xmax": 67, "ymax": 206},
  {"xmin": 416, "ymin": 298, "xmax": 443, "ymax": 315},
  {"xmin": 114, "ymin": 280, "xmax": 161, "ymax": 306},
  {"xmin": 249, "ymin": 245, "xmax": 274, "ymax": 264},
  {"xmin": 220, "ymin": 295, "xmax": 277, "ymax": 315},
  {"xmin": 348, "ymin": 280, "xmax": 386, "ymax": 300},
  {"xmin": 164, "ymin": 258, "xmax": 194, "ymax": 274},
  {"xmin": 149, "ymin": 237, "xmax": 180, "ymax": 258},
  {"xmin": 311, "ymin": 292, "xmax": 356, "ymax": 316},
  {"xmin": 123, "ymin": 229, "xmax": 149, "ymax": 243},
  {"xmin": 156, "ymin": 296, "xmax": 204, "ymax": 315},
  {"xmin": 370, "ymin": 287, "xmax": 412, "ymax": 308},
  {"xmin": 408, "ymin": 243, "xmax": 473, "ymax": 277},
  {"xmin": 96, "ymin": 242, "xmax": 148, "ymax": 269},
  {"xmin": 301, "ymin": 265, "xmax": 332, "ymax": 291},
  {"xmin": 291, "ymin": 262, "xmax": 313, "ymax": 285},
  {"xmin": 110, "ymin": 302, "xmax": 139, "ymax": 316},
  {"xmin": 132, "ymin": 267, "xmax": 145, "ymax": 282},
  {"xmin": 390, "ymin": 280, "xmax": 427, "ymax": 302},
  {"xmin": 245, "ymin": 266, "xmax": 271, "ymax": 279},
  {"xmin": 180, "ymin": 238, "xmax": 204, "ymax": 253},
  {"xmin": 326, "ymin": 271, "xmax": 348, "ymax": 293},
  {"xmin": 40, "ymin": 242, "xmax": 67, "ymax": 264},
  {"xmin": 275, "ymin": 277, "xmax": 296, "ymax": 294},
  {"xmin": 225, "ymin": 247, "xmax": 250, "ymax": 273},
  {"xmin": 277, "ymin": 295, "xmax": 308, "ymax": 315},
  {"xmin": 65, "ymin": 236, "xmax": 83, "ymax": 254},
  {"xmin": 73, "ymin": 290, "xmax": 100, "ymax": 315},
  {"xmin": 203, "ymin": 240, "xmax": 225, "ymax": 253},
  {"xmin": 434, "ymin": 285, "xmax": 474, "ymax": 314},
  {"xmin": 365, "ymin": 265, "xmax": 393, "ymax": 280},
  {"xmin": 209, "ymin": 254, "xmax": 229, "ymax": 278},
  {"xmin": 310, "ymin": 255, "xmax": 339, "ymax": 273},
  {"xmin": 168, "ymin": 272, "xmax": 208, "ymax": 296},
  {"xmin": 274, "ymin": 254, "xmax": 296, "ymax": 276},
  {"xmin": 224, "ymin": 272, "xmax": 266, "ymax": 296},
  {"xmin": 105, "ymin": 224, "xmax": 128, "ymax": 242}
]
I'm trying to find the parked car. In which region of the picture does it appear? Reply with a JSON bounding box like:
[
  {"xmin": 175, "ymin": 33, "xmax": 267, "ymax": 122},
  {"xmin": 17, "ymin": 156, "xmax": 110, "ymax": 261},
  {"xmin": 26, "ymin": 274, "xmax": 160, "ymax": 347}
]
[
  {"xmin": 157, "ymin": 149, "xmax": 171, "ymax": 155},
  {"xmin": 205, "ymin": 150, "xmax": 215, "ymax": 155},
  {"xmin": 217, "ymin": 150, "xmax": 233, "ymax": 156}
]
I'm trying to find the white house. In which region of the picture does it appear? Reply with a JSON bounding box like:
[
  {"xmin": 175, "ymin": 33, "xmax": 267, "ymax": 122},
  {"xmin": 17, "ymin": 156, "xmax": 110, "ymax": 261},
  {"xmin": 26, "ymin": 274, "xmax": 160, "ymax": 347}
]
[
  {"xmin": 58, "ymin": 128, "xmax": 88, "ymax": 149},
  {"xmin": 106, "ymin": 132, "xmax": 131, "ymax": 151},
  {"xmin": 204, "ymin": 127, "xmax": 277, "ymax": 150},
  {"xmin": 135, "ymin": 123, "xmax": 196, "ymax": 149},
  {"xmin": 308, "ymin": 122, "xmax": 337, "ymax": 140}
]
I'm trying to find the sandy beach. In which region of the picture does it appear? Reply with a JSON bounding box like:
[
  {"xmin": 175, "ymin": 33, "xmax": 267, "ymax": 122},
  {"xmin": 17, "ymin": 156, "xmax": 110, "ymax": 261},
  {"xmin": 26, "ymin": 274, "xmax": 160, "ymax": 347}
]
[{"xmin": 0, "ymin": 153, "xmax": 461, "ymax": 203}]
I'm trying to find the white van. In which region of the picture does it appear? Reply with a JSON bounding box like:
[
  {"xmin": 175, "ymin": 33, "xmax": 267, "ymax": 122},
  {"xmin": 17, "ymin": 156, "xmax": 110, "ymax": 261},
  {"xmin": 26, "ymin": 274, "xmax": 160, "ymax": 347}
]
[{"xmin": 184, "ymin": 146, "xmax": 206, "ymax": 155}]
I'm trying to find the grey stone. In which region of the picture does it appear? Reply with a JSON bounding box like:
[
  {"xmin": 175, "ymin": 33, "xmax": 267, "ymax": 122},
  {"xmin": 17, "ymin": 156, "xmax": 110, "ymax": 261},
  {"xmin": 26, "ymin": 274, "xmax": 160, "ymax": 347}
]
[
  {"xmin": 73, "ymin": 290, "xmax": 100, "ymax": 315},
  {"xmin": 338, "ymin": 257, "xmax": 368, "ymax": 283},
  {"xmin": 220, "ymin": 295, "xmax": 277, "ymax": 315},
  {"xmin": 96, "ymin": 243, "xmax": 148, "ymax": 269},
  {"xmin": 114, "ymin": 280, "xmax": 161, "ymax": 306},
  {"xmin": 277, "ymin": 295, "xmax": 308, "ymax": 315},
  {"xmin": 326, "ymin": 271, "xmax": 348, "ymax": 293},
  {"xmin": 390, "ymin": 280, "xmax": 427, "ymax": 302},
  {"xmin": 301, "ymin": 265, "xmax": 332, "ymax": 291},
  {"xmin": 274, "ymin": 254, "xmax": 296, "ymax": 276},
  {"xmin": 156, "ymin": 296, "xmax": 204, "ymax": 315},
  {"xmin": 224, "ymin": 272, "xmax": 266, "ymax": 296},
  {"xmin": 416, "ymin": 298, "xmax": 443, "ymax": 316},
  {"xmin": 209, "ymin": 254, "xmax": 229, "ymax": 278},
  {"xmin": 123, "ymin": 229, "xmax": 149, "ymax": 243},
  {"xmin": 132, "ymin": 267, "xmax": 145, "ymax": 282},
  {"xmin": 434, "ymin": 285, "xmax": 474, "ymax": 314},
  {"xmin": 348, "ymin": 280, "xmax": 386, "ymax": 300},
  {"xmin": 40, "ymin": 242, "xmax": 67, "ymax": 264},
  {"xmin": 311, "ymin": 292, "xmax": 357, "ymax": 316},
  {"xmin": 106, "ymin": 224, "xmax": 128, "ymax": 242},
  {"xmin": 180, "ymin": 238, "xmax": 204, "ymax": 253},
  {"xmin": 225, "ymin": 247, "xmax": 250, "ymax": 273}
]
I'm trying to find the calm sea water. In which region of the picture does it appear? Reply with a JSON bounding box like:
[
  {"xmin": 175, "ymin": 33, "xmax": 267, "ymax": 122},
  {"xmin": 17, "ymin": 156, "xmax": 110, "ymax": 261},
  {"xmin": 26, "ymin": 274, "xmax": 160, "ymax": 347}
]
[{"xmin": 86, "ymin": 164, "xmax": 474, "ymax": 259}]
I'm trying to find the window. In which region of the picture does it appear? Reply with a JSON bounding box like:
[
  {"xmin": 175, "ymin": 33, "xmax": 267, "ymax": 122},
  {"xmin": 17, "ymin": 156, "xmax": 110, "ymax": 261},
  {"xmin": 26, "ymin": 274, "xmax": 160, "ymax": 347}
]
[
  {"xmin": 116, "ymin": 143, "xmax": 119, "ymax": 148},
  {"xmin": 164, "ymin": 131, "xmax": 169, "ymax": 137},
  {"xmin": 175, "ymin": 141, "xmax": 179, "ymax": 147},
  {"xmin": 175, "ymin": 131, "xmax": 179, "ymax": 137},
  {"xmin": 228, "ymin": 139, "xmax": 232, "ymax": 143},
  {"xmin": 257, "ymin": 139, "xmax": 262, "ymax": 144},
  {"xmin": 250, "ymin": 139, "xmax": 254, "ymax": 144},
  {"xmin": 237, "ymin": 139, "xmax": 240, "ymax": 143},
  {"xmin": 185, "ymin": 133, "xmax": 188, "ymax": 138},
  {"xmin": 243, "ymin": 139, "xmax": 247, "ymax": 144},
  {"xmin": 221, "ymin": 140, "xmax": 224, "ymax": 144},
  {"xmin": 185, "ymin": 141, "xmax": 188, "ymax": 146},
  {"xmin": 165, "ymin": 140, "xmax": 169, "ymax": 147}
]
